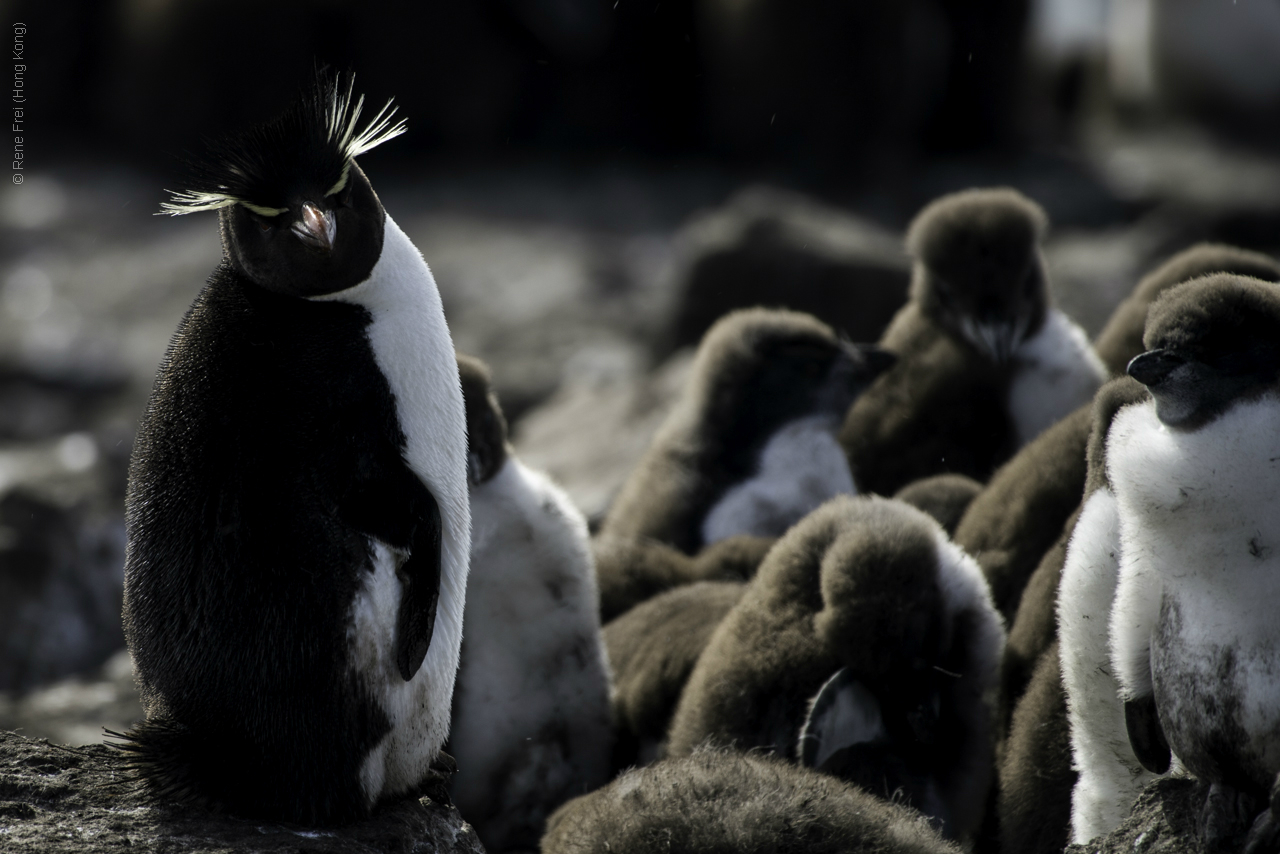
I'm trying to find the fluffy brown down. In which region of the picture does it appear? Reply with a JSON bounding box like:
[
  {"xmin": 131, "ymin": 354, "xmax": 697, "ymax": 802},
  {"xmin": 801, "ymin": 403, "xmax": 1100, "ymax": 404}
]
[
  {"xmin": 541, "ymin": 747, "xmax": 963, "ymax": 854},
  {"xmin": 841, "ymin": 303, "xmax": 1015, "ymax": 495},
  {"xmin": 904, "ymin": 186, "xmax": 1050, "ymax": 344},
  {"xmin": 997, "ymin": 643, "xmax": 1076, "ymax": 854},
  {"xmin": 592, "ymin": 534, "xmax": 772, "ymax": 623},
  {"xmin": 893, "ymin": 473, "xmax": 983, "ymax": 536},
  {"xmin": 952, "ymin": 402, "xmax": 1092, "ymax": 623},
  {"xmin": 1093, "ymin": 243, "xmax": 1280, "ymax": 377},
  {"xmin": 997, "ymin": 512, "xmax": 1075, "ymax": 745},
  {"xmin": 665, "ymin": 495, "xmax": 1001, "ymax": 843},
  {"xmin": 603, "ymin": 581, "xmax": 747, "ymax": 771},
  {"xmin": 667, "ymin": 496, "xmax": 946, "ymax": 759},
  {"xmin": 457, "ymin": 353, "xmax": 509, "ymax": 485},
  {"xmin": 601, "ymin": 307, "xmax": 883, "ymax": 554}
]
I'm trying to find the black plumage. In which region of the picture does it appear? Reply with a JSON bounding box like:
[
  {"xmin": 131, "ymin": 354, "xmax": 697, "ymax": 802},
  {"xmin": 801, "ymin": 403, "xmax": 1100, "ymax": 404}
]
[
  {"xmin": 123, "ymin": 274, "xmax": 436, "ymax": 821},
  {"xmin": 121, "ymin": 71, "xmax": 463, "ymax": 824}
]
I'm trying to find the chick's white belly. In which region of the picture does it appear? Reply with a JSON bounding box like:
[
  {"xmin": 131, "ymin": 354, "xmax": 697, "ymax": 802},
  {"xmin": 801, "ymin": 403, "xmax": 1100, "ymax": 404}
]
[
  {"xmin": 1153, "ymin": 590, "xmax": 1280, "ymax": 791},
  {"xmin": 701, "ymin": 416, "xmax": 854, "ymax": 545}
]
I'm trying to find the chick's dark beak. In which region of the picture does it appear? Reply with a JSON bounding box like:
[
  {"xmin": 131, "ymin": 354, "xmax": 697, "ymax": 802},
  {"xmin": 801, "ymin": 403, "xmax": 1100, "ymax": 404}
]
[{"xmin": 292, "ymin": 202, "xmax": 336, "ymax": 252}]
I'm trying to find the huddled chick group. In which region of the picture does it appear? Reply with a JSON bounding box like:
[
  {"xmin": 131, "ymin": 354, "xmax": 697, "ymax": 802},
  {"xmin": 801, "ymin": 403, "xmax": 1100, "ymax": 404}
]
[
  {"xmin": 124, "ymin": 76, "xmax": 1280, "ymax": 854},
  {"xmin": 465, "ymin": 195, "xmax": 1280, "ymax": 854},
  {"xmin": 443, "ymin": 182, "xmax": 1280, "ymax": 853}
]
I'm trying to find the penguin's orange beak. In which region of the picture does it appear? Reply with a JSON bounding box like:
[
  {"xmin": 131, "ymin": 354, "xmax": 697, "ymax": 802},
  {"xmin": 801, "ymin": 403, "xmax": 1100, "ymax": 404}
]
[{"xmin": 291, "ymin": 202, "xmax": 336, "ymax": 252}]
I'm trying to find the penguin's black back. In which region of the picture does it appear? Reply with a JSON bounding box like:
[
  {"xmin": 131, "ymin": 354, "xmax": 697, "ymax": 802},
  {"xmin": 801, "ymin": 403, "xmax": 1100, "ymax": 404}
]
[{"xmin": 123, "ymin": 263, "xmax": 433, "ymax": 823}]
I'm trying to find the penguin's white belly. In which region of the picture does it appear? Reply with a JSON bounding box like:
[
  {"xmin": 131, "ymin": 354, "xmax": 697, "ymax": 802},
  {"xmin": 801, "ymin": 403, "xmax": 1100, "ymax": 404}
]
[
  {"xmin": 317, "ymin": 214, "xmax": 471, "ymax": 805},
  {"xmin": 1109, "ymin": 396, "xmax": 1280, "ymax": 790},
  {"xmin": 701, "ymin": 415, "xmax": 855, "ymax": 546},
  {"xmin": 1008, "ymin": 309, "xmax": 1107, "ymax": 446},
  {"xmin": 450, "ymin": 458, "xmax": 612, "ymax": 843},
  {"xmin": 347, "ymin": 540, "xmax": 452, "ymax": 802},
  {"xmin": 1152, "ymin": 588, "xmax": 1280, "ymax": 789}
]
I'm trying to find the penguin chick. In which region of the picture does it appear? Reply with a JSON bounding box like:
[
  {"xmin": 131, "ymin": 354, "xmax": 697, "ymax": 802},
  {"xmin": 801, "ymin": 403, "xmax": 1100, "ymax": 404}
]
[
  {"xmin": 1110, "ymin": 274, "xmax": 1280, "ymax": 851},
  {"xmin": 1093, "ymin": 243, "xmax": 1280, "ymax": 377},
  {"xmin": 121, "ymin": 72, "xmax": 468, "ymax": 824},
  {"xmin": 997, "ymin": 642, "xmax": 1076, "ymax": 854},
  {"xmin": 601, "ymin": 308, "xmax": 894, "ymax": 554},
  {"xmin": 1057, "ymin": 375, "xmax": 1155, "ymax": 845},
  {"xmin": 592, "ymin": 533, "xmax": 772, "ymax": 623},
  {"xmin": 541, "ymin": 747, "xmax": 964, "ymax": 854},
  {"xmin": 603, "ymin": 580, "xmax": 747, "ymax": 771},
  {"xmin": 952, "ymin": 401, "xmax": 1092, "ymax": 623},
  {"xmin": 893, "ymin": 473, "xmax": 983, "ymax": 536},
  {"xmin": 449, "ymin": 354, "xmax": 612, "ymax": 852},
  {"xmin": 665, "ymin": 495, "xmax": 1005, "ymax": 842},
  {"xmin": 998, "ymin": 514, "xmax": 1075, "ymax": 743},
  {"xmin": 841, "ymin": 188, "xmax": 1105, "ymax": 496}
]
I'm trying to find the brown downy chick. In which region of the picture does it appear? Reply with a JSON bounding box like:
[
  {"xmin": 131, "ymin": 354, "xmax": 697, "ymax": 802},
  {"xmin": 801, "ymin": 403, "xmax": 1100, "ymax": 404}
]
[
  {"xmin": 603, "ymin": 308, "xmax": 893, "ymax": 554},
  {"xmin": 1094, "ymin": 243, "xmax": 1280, "ymax": 377},
  {"xmin": 842, "ymin": 188, "xmax": 1105, "ymax": 495},
  {"xmin": 666, "ymin": 495, "xmax": 1005, "ymax": 843}
]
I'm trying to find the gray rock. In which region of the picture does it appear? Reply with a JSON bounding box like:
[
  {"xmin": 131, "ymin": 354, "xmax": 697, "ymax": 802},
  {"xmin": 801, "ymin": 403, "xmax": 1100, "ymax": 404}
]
[
  {"xmin": 1066, "ymin": 776, "xmax": 1202, "ymax": 854},
  {"xmin": 0, "ymin": 730, "xmax": 486, "ymax": 854},
  {"xmin": 0, "ymin": 649, "xmax": 141, "ymax": 746},
  {"xmin": 512, "ymin": 349, "xmax": 692, "ymax": 523},
  {"xmin": 0, "ymin": 482, "xmax": 126, "ymax": 692},
  {"xmin": 660, "ymin": 186, "xmax": 910, "ymax": 356}
]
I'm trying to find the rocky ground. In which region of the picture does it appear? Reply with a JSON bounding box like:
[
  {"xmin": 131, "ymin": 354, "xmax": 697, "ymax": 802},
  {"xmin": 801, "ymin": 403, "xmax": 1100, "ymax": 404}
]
[
  {"xmin": 1065, "ymin": 777, "xmax": 1205, "ymax": 854},
  {"xmin": 0, "ymin": 731, "xmax": 483, "ymax": 853},
  {"xmin": 3, "ymin": 130, "xmax": 1280, "ymax": 849}
]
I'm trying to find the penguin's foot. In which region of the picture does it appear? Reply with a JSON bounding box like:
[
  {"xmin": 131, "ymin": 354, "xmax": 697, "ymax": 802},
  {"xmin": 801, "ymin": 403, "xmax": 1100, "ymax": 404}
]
[
  {"xmin": 1243, "ymin": 775, "xmax": 1280, "ymax": 854},
  {"xmin": 414, "ymin": 750, "xmax": 457, "ymax": 807},
  {"xmin": 1198, "ymin": 781, "xmax": 1258, "ymax": 854}
]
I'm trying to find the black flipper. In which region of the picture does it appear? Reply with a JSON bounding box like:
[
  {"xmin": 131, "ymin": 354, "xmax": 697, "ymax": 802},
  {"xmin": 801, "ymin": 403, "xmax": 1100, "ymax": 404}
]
[
  {"xmin": 395, "ymin": 491, "xmax": 442, "ymax": 681},
  {"xmin": 799, "ymin": 667, "xmax": 859, "ymax": 767},
  {"xmin": 1124, "ymin": 694, "xmax": 1172, "ymax": 774}
]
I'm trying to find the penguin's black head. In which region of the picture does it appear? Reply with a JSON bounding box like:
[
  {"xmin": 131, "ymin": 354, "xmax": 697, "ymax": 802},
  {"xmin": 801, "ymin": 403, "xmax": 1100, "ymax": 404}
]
[
  {"xmin": 692, "ymin": 308, "xmax": 895, "ymax": 449},
  {"xmin": 905, "ymin": 187, "xmax": 1050, "ymax": 364},
  {"xmin": 457, "ymin": 353, "xmax": 509, "ymax": 487},
  {"xmin": 161, "ymin": 71, "xmax": 404, "ymax": 297},
  {"xmin": 1129, "ymin": 273, "xmax": 1280, "ymax": 429}
]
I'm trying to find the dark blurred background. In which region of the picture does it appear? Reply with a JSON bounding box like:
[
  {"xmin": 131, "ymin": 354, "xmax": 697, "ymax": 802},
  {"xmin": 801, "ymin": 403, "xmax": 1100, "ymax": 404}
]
[{"xmin": 4, "ymin": 0, "xmax": 1280, "ymax": 741}]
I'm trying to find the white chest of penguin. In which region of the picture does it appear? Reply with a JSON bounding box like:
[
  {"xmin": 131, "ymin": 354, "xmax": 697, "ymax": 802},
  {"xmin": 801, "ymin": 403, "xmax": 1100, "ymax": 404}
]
[
  {"xmin": 451, "ymin": 454, "xmax": 611, "ymax": 818},
  {"xmin": 701, "ymin": 414, "xmax": 855, "ymax": 546},
  {"xmin": 1109, "ymin": 398, "xmax": 1280, "ymax": 759},
  {"xmin": 315, "ymin": 215, "xmax": 472, "ymax": 801},
  {"xmin": 1007, "ymin": 308, "xmax": 1107, "ymax": 447}
]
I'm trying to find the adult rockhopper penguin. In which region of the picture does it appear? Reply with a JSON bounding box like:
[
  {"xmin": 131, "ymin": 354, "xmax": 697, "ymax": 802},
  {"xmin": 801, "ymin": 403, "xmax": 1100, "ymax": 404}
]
[{"xmin": 120, "ymin": 72, "xmax": 471, "ymax": 824}]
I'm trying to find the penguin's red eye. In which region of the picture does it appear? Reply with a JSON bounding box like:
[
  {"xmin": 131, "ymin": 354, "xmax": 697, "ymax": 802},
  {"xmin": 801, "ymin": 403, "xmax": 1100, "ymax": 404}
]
[{"xmin": 258, "ymin": 219, "xmax": 271, "ymax": 232}]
